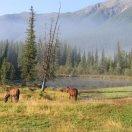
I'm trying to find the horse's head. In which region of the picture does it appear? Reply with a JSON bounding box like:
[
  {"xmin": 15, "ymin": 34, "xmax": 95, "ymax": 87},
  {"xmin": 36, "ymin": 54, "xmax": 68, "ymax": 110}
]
[
  {"xmin": 66, "ymin": 86, "xmax": 71, "ymax": 93},
  {"xmin": 3, "ymin": 93, "xmax": 10, "ymax": 103}
]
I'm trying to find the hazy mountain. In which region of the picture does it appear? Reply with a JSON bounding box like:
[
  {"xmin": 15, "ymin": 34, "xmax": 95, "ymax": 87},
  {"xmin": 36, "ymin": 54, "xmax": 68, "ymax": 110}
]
[{"xmin": 0, "ymin": 0, "xmax": 132, "ymax": 54}]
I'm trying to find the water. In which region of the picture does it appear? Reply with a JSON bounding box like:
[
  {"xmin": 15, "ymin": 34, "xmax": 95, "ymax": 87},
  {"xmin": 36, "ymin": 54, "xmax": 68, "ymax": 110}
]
[{"xmin": 47, "ymin": 77, "xmax": 132, "ymax": 90}]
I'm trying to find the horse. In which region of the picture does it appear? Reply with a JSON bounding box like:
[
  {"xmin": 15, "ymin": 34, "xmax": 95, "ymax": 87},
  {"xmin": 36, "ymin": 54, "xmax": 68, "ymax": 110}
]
[
  {"xmin": 66, "ymin": 86, "xmax": 78, "ymax": 101},
  {"xmin": 3, "ymin": 88, "xmax": 20, "ymax": 103}
]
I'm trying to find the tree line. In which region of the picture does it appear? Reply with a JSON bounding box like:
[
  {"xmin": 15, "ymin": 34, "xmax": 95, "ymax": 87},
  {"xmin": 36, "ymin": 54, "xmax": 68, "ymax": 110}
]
[
  {"xmin": 0, "ymin": 40, "xmax": 132, "ymax": 81},
  {"xmin": 56, "ymin": 42, "xmax": 132, "ymax": 77}
]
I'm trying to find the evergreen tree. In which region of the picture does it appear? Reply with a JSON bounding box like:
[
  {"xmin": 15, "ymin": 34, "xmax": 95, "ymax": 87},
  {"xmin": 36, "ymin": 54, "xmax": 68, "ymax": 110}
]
[
  {"xmin": 0, "ymin": 43, "xmax": 14, "ymax": 84},
  {"xmin": 0, "ymin": 41, "xmax": 8, "ymax": 69},
  {"xmin": 21, "ymin": 6, "xmax": 37, "ymax": 82},
  {"xmin": 61, "ymin": 44, "xmax": 67, "ymax": 65},
  {"xmin": 98, "ymin": 49, "xmax": 106, "ymax": 74},
  {"xmin": 115, "ymin": 42, "xmax": 126, "ymax": 75},
  {"xmin": 8, "ymin": 44, "xmax": 19, "ymax": 80},
  {"xmin": 65, "ymin": 46, "xmax": 73, "ymax": 74},
  {"xmin": 66, "ymin": 46, "xmax": 72, "ymax": 67},
  {"xmin": 71, "ymin": 46, "xmax": 78, "ymax": 67},
  {"xmin": 77, "ymin": 52, "xmax": 87, "ymax": 74},
  {"xmin": 76, "ymin": 50, "xmax": 81, "ymax": 65},
  {"xmin": 95, "ymin": 49, "xmax": 99, "ymax": 66},
  {"xmin": 0, "ymin": 58, "xmax": 11, "ymax": 84}
]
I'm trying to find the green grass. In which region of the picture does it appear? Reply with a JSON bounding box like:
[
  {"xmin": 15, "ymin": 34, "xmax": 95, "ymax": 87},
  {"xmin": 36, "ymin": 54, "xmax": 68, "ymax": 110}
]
[
  {"xmin": 0, "ymin": 86, "xmax": 132, "ymax": 132},
  {"xmin": 79, "ymin": 86, "xmax": 132, "ymax": 99}
]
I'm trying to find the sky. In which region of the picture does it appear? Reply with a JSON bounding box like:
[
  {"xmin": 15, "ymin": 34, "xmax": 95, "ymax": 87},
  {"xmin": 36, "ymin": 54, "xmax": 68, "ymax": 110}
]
[{"xmin": 0, "ymin": 0, "xmax": 106, "ymax": 15}]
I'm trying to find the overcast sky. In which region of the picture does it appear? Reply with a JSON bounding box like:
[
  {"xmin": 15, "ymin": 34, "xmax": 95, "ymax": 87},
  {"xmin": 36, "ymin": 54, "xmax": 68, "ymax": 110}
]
[{"xmin": 0, "ymin": 0, "xmax": 106, "ymax": 15}]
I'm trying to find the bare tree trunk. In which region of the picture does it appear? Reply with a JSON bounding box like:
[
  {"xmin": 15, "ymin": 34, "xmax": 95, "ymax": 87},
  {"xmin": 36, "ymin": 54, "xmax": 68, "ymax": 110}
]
[{"xmin": 42, "ymin": 77, "xmax": 47, "ymax": 91}]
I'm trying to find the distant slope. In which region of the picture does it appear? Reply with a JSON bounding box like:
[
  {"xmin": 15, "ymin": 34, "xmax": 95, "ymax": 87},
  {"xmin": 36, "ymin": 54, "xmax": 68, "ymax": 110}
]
[{"xmin": 0, "ymin": 0, "xmax": 132, "ymax": 54}]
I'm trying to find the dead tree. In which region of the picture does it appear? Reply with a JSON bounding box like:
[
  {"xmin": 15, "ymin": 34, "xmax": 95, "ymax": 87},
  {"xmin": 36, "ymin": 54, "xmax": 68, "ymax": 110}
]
[{"xmin": 37, "ymin": 5, "xmax": 61, "ymax": 91}]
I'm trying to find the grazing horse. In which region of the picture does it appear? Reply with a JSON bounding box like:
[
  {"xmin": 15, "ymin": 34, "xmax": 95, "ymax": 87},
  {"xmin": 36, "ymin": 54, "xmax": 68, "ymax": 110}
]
[
  {"xmin": 66, "ymin": 86, "xmax": 78, "ymax": 101},
  {"xmin": 3, "ymin": 88, "xmax": 20, "ymax": 103}
]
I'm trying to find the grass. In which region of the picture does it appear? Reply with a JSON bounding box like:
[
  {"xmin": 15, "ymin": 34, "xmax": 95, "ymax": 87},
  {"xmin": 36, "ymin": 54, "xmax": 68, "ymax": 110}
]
[
  {"xmin": 0, "ymin": 86, "xmax": 132, "ymax": 132},
  {"xmin": 79, "ymin": 86, "xmax": 132, "ymax": 99}
]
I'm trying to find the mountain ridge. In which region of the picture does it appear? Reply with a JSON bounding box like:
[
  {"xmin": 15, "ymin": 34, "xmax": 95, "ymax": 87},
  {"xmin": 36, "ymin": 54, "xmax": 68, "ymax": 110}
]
[{"xmin": 0, "ymin": 0, "xmax": 132, "ymax": 54}]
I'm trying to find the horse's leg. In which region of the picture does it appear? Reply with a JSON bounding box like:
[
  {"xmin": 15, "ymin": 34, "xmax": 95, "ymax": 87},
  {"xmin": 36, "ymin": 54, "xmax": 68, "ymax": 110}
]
[
  {"xmin": 17, "ymin": 96, "xmax": 19, "ymax": 102},
  {"xmin": 17, "ymin": 90, "xmax": 20, "ymax": 101},
  {"xmin": 11, "ymin": 96, "xmax": 13, "ymax": 102},
  {"xmin": 70, "ymin": 95, "xmax": 74, "ymax": 100},
  {"xmin": 4, "ymin": 94, "xmax": 10, "ymax": 103},
  {"xmin": 75, "ymin": 95, "xmax": 77, "ymax": 101},
  {"xmin": 14, "ymin": 96, "xmax": 18, "ymax": 103}
]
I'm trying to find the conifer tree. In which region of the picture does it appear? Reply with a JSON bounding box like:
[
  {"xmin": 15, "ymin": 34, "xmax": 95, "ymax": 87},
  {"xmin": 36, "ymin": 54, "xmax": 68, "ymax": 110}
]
[
  {"xmin": 0, "ymin": 44, "xmax": 12, "ymax": 84},
  {"xmin": 61, "ymin": 44, "xmax": 67, "ymax": 65},
  {"xmin": 21, "ymin": 6, "xmax": 37, "ymax": 82},
  {"xmin": 115, "ymin": 42, "xmax": 125, "ymax": 75},
  {"xmin": 0, "ymin": 41, "xmax": 8, "ymax": 69},
  {"xmin": 0, "ymin": 58, "xmax": 11, "ymax": 84},
  {"xmin": 76, "ymin": 50, "xmax": 81, "ymax": 65},
  {"xmin": 95, "ymin": 49, "xmax": 98, "ymax": 66},
  {"xmin": 66, "ymin": 46, "xmax": 72, "ymax": 67},
  {"xmin": 99, "ymin": 49, "xmax": 106, "ymax": 74},
  {"xmin": 71, "ymin": 46, "xmax": 78, "ymax": 67}
]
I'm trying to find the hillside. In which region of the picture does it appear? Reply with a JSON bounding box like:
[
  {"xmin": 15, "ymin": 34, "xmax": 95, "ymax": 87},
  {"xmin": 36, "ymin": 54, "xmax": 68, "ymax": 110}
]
[{"xmin": 0, "ymin": 0, "xmax": 132, "ymax": 53}]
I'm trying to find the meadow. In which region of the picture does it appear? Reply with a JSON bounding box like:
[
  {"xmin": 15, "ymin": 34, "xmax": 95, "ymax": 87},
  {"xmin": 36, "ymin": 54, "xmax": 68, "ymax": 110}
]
[{"xmin": 0, "ymin": 86, "xmax": 132, "ymax": 132}]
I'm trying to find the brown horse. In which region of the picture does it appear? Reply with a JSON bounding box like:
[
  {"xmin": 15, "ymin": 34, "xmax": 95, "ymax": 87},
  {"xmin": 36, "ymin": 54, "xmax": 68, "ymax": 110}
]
[
  {"xmin": 66, "ymin": 86, "xmax": 78, "ymax": 101},
  {"xmin": 3, "ymin": 88, "xmax": 20, "ymax": 103}
]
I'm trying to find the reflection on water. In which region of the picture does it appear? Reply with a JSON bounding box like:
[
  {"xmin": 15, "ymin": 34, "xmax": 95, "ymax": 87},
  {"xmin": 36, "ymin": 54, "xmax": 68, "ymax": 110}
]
[{"xmin": 47, "ymin": 77, "xmax": 132, "ymax": 89}]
